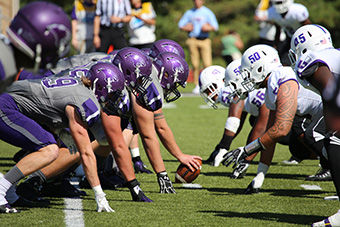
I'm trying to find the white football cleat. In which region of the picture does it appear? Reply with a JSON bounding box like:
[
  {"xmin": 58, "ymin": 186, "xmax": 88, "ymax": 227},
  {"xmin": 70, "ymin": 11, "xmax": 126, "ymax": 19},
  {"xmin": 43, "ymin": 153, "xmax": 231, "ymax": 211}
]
[
  {"xmin": 211, "ymin": 148, "xmax": 229, "ymax": 167},
  {"xmin": 312, "ymin": 209, "xmax": 340, "ymax": 226}
]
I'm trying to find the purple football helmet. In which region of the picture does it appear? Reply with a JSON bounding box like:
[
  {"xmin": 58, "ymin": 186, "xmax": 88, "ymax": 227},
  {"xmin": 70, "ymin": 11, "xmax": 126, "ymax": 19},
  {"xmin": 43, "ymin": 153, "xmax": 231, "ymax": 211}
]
[
  {"xmin": 108, "ymin": 49, "xmax": 120, "ymax": 58},
  {"xmin": 149, "ymin": 39, "xmax": 185, "ymax": 60},
  {"xmin": 153, "ymin": 52, "xmax": 189, "ymax": 102},
  {"xmin": 141, "ymin": 48, "xmax": 151, "ymax": 56},
  {"xmin": 113, "ymin": 47, "xmax": 152, "ymax": 99},
  {"xmin": 7, "ymin": 1, "xmax": 71, "ymax": 70},
  {"xmin": 87, "ymin": 62, "xmax": 125, "ymax": 115}
]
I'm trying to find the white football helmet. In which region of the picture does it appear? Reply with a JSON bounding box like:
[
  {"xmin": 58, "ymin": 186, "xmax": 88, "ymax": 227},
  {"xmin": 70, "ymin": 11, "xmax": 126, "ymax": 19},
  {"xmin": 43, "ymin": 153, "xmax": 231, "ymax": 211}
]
[
  {"xmin": 271, "ymin": 0, "xmax": 294, "ymax": 14},
  {"xmin": 289, "ymin": 24, "xmax": 333, "ymax": 67},
  {"xmin": 224, "ymin": 59, "xmax": 248, "ymax": 101},
  {"xmin": 241, "ymin": 44, "xmax": 281, "ymax": 92},
  {"xmin": 199, "ymin": 65, "xmax": 225, "ymax": 109}
]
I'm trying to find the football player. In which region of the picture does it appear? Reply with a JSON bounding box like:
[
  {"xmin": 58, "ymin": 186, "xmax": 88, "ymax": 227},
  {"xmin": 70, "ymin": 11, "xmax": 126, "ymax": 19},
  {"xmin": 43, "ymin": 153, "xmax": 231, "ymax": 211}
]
[
  {"xmin": 14, "ymin": 61, "xmax": 153, "ymax": 206},
  {"xmin": 289, "ymin": 24, "xmax": 340, "ymax": 227},
  {"xmin": 0, "ymin": 1, "xmax": 71, "ymax": 93},
  {"xmin": 222, "ymin": 44, "xmax": 324, "ymax": 194},
  {"xmin": 268, "ymin": 0, "xmax": 311, "ymax": 65},
  {"xmin": 199, "ymin": 61, "xmax": 268, "ymax": 179},
  {"xmin": 113, "ymin": 47, "xmax": 202, "ymax": 193},
  {"xmin": 0, "ymin": 62, "xmax": 134, "ymax": 213}
]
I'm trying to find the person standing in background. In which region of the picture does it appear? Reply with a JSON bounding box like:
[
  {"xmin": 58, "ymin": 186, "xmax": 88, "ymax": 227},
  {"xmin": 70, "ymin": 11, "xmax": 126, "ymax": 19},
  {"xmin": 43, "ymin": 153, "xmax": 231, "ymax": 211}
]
[
  {"xmin": 254, "ymin": 0, "xmax": 286, "ymax": 47},
  {"xmin": 71, "ymin": 0, "xmax": 97, "ymax": 54},
  {"xmin": 221, "ymin": 30, "xmax": 244, "ymax": 66},
  {"xmin": 93, "ymin": 0, "xmax": 131, "ymax": 53},
  {"xmin": 268, "ymin": 0, "xmax": 311, "ymax": 65},
  {"xmin": 127, "ymin": 0, "xmax": 156, "ymax": 49},
  {"xmin": 178, "ymin": 0, "xmax": 219, "ymax": 95}
]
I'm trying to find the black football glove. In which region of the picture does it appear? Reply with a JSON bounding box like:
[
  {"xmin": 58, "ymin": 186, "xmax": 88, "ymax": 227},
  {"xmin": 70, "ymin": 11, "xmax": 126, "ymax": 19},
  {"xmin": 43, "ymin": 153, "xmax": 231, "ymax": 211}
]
[{"xmin": 157, "ymin": 172, "xmax": 176, "ymax": 194}]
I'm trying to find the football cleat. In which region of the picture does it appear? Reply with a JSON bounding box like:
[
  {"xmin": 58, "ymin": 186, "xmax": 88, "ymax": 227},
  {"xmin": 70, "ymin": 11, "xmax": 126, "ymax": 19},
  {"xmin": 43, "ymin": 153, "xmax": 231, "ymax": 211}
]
[
  {"xmin": 133, "ymin": 161, "xmax": 153, "ymax": 174},
  {"xmin": 230, "ymin": 162, "xmax": 250, "ymax": 179},
  {"xmin": 211, "ymin": 148, "xmax": 229, "ymax": 167},
  {"xmin": 312, "ymin": 209, "xmax": 340, "ymax": 227},
  {"xmin": 0, "ymin": 203, "xmax": 20, "ymax": 213},
  {"xmin": 305, "ymin": 168, "xmax": 332, "ymax": 181},
  {"xmin": 40, "ymin": 178, "xmax": 87, "ymax": 198},
  {"xmin": 10, "ymin": 196, "xmax": 37, "ymax": 208},
  {"xmin": 204, "ymin": 148, "xmax": 219, "ymax": 164},
  {"xmin": 324, "ymin": 193, "xmax": 339, "ymax": 201},
  {"xmin": 244, "ymin": 181, "xmax": 260, "ymax": 194},
  {"xmin": 16, "ymin": 179, "xmax": 50, "ymax": 206},
  {"xmin": 282, "ymin": 156, "xmax": 301, "ymax": 165}
]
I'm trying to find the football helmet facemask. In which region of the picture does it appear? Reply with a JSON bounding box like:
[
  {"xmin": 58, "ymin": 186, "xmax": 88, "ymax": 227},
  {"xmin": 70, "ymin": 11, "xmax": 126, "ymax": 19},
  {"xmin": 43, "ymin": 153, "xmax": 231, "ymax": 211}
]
[
  {"xmin": 241, "ymin": 44, "xmax": 281, "ymax": 93},
  {"xmin": 199, "ymin": 65, "xmax": 225, "ymax": 109}
]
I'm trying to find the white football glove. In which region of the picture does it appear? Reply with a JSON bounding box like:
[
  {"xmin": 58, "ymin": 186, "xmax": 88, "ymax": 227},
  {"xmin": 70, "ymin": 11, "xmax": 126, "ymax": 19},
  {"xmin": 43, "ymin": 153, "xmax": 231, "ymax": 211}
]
[
  {"xmin": 211, "ymin": 148, "xmax": 229, "ymax": 167},
  {"xmin": 95, "ymin": 192, "xmax": 115, "ymax": 212},
  {"xmin": 58, "ymin": 128, "xmax": 78, "ymax": 154}
]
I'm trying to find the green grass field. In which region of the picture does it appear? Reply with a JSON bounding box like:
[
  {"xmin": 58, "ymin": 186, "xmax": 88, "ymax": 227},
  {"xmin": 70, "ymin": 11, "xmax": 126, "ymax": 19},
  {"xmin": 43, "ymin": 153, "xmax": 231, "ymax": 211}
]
[{"xmin": 0, "ymin": 95, "xmax": 338, "ymax": 227}]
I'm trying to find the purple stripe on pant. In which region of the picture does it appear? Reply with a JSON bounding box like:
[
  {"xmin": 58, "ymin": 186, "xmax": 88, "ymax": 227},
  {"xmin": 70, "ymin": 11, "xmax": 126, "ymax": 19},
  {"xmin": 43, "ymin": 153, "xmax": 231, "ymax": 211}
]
[{"xmin": 0, "ymin": 93, "xmax": 57, "ymax": 152}]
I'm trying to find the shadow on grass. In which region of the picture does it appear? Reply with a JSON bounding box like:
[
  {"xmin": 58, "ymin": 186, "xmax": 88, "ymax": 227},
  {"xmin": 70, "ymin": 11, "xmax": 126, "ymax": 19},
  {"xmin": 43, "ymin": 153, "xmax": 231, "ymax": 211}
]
[
  {"xmin": 0, "ymin": 157, "xmax": 15, "ymax": 168},
  {"xmin": 206, "ymin": 187, "xmax": 332, "ymax": 199},
  {"xmin": 200, "ymin": 210, "xmax": 326, "ymax": 225},
  {"xmin": 201, "ymin": 171, "xmax": 313, "ymax": 180}
]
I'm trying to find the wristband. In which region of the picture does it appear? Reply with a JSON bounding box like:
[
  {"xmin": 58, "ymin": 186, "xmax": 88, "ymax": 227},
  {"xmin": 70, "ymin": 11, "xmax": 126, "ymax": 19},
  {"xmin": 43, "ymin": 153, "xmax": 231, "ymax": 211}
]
[
  {"xmin": 225, "ymin": 117, "xmax": 240, "ymax": 133},
  {"xmin": 244, "ymin": 138, "xmax": 266, "ymax": 155},
  {"xmin": 92, "ymin": 185, "xmax": 104, "ymax": 196}
]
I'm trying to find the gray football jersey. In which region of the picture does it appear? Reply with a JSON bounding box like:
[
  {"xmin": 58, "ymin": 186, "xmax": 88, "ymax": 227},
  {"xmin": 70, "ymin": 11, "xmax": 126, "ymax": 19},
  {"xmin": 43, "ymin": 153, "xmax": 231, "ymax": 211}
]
[
  {"xmin": 7, "ymin": 76, "xmax": 101, "ymax": 131},
  {"xmin": 52, "ymin": 52, "xmax": 110, "ymax": 74}
]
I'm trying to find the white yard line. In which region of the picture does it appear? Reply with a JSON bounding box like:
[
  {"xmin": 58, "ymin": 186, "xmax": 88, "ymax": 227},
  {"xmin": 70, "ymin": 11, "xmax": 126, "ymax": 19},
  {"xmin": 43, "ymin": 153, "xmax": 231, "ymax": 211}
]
[{"xmin": 64, "ymin": 179, "xmax": 85, "ymax": 227}]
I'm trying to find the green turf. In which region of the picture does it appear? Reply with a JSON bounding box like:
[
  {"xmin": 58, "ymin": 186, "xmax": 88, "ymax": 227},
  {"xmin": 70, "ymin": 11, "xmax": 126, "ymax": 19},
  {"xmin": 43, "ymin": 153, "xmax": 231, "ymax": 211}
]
[{"xmin": 0, "ymin": 96, "xmax": 338, "ymax": 226}]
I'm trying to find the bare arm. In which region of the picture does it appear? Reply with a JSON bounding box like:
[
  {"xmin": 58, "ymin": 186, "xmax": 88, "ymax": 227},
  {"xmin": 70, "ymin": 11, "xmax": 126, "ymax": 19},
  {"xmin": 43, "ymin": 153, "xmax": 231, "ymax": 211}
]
[
  {"xmin": 309, "ymin": 64, "xmax": 334, "ymax": 94},
  {"xmin": 65, "ymin": 105, "xmax": 99, "ymax": 187},
  {"xmin": 131, "ymin": 96, "xmax": 166, "ymax": 173},
  {"xmin": 100, "ymin": 111, "xmax": 136, "ymax": 182},
  {"xmin": 245, "ymin": 104, "xmax": 270, "ymax": 161},
  {"xmin": 260, "ymin": 80, "xmax": 298, "ymax": 148},
  {"xmin": 201, "ymin": 23, "xmax": 216, "ymax": 32},
  {"xmin": 71, "ymin": 19, "xmax": 78, "ymax": 50},
  {"xmin": 93, "ymin": 15, "xmax": 101, "ymax": 49}
]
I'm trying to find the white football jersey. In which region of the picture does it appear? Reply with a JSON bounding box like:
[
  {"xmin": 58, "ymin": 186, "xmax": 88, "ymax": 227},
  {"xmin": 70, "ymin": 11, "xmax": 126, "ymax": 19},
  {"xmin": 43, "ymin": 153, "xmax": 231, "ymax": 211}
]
[
  {"xmin": 244, "ymin": 89, "xmax": 266, "ymax": 117},
  {"xmin": 268, "ymin": 3, "xmax": 309, "ymax": 38},
  {"xmin": 295, "ymin": 48, "xmax": 340, "ymax": 94},
  {"xmin": 217, "ymin": 86, "xmax": 233, "ymax": 108},
  {"xmin": 266, "ymin": 66, "xmax": 322, "ymax": 117},
  {"xmin": 217, "ymin": 86, "xmax": 265, "ymax": 117}
]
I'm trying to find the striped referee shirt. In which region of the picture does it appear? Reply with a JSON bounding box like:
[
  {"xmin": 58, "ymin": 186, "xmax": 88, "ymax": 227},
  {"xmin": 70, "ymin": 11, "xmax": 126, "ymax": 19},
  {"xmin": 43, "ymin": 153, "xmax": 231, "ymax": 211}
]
[{"xmin": 95, "ymin": 0, "xmax": 131, "ymax": 28}]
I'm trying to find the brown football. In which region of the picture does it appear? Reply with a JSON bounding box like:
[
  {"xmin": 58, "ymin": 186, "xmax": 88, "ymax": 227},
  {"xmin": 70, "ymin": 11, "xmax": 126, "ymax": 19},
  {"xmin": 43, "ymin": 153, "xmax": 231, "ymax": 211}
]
[{"xmin": 175, "ymin": 159, "xmax": 202, "ymax": 183}]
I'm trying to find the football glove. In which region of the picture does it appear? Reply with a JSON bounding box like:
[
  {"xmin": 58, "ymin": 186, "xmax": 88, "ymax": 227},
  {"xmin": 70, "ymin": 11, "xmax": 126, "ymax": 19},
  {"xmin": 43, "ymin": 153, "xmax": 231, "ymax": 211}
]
[
  {"xmin": 230, "ymin": 161, "xmax": 250, "ymax": 179},
  {"xmin": 222, "ymin": 147, "xmax": 248, "ymax": 168},
  {"xmin": 127, "ymin": 179, "xmax": 153, "ymax": 202},
  {"xmin": 95, "ymin": 192, "xmax": 114, "ymax": 212},
  {"xmin": 157, "ymin": 172, "xmax": 176, "ymax": 194}
]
